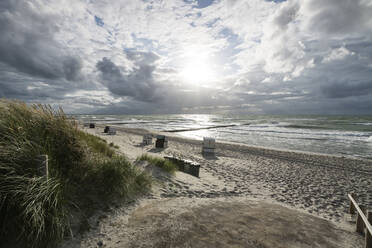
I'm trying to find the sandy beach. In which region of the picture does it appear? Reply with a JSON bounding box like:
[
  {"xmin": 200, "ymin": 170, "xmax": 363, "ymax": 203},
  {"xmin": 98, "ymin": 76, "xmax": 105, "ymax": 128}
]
[{"xmin": 61, "ymin": 124, "xmax": 372, "ymax": 247}]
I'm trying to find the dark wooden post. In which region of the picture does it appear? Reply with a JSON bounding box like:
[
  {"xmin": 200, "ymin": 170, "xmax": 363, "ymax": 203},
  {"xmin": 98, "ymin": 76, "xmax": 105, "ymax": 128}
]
[
  {"xmin": 366, "ymin": 211, "xmax": 372, "ymax": 248},
  {"xmin": 350, "ymin": 193, "xmax": 356, "ymax": 214},
  {"xmin": 357, "ymin": 205, "xmax": 366, "ymax": 234}
]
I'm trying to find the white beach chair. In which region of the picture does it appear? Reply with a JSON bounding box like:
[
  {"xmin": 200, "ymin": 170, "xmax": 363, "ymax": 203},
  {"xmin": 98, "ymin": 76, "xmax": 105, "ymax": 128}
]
[
  {"xmin": 142, "ymin": 134, "xmax": 153, "ymax": 145},
  {"xmin": 202, "ymin": 137, "xmax": 215, "ymax": 154}
]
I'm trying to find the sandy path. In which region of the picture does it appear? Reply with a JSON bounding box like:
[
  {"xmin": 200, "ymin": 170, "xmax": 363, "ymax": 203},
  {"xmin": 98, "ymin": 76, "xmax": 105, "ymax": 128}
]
[
  {"xmin": 60, "ymin": 125, "xmax": 371, "ymax": 247},
  {"xmin": 76, "ymin": 198, "xmax": 363, "ymax": 248}
]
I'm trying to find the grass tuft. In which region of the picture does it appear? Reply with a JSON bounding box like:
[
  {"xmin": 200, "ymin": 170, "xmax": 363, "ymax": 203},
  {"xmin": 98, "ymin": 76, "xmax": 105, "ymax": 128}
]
[
  {"xmin": 77, "ymin": 131, "xmax": 115, "ymax": 157},
  {"xmin": 79, "ymin": 156, "xmax": 152, "ymax": 201},
  {"xmin": 137, "ymin": 154, "xmax": 178, "ymax": 174}
]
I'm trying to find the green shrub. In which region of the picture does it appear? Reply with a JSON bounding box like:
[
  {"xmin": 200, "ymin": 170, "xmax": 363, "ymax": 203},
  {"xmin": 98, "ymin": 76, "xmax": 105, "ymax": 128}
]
[{"xmin": 137, "ymin": 154, "xmax": 178, "ymax": 174}]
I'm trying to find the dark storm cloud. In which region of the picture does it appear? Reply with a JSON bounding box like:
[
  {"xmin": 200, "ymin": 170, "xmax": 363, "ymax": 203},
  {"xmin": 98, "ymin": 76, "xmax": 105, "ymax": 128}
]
[
  {"xmin": 345, "ymin": 40, "xmax": 372, "ymax": 59},
  {"xmin": 0, "ymin": 0, "xmax": 82, "ymax": 81},
  {"xmin": 305, "ymin": 0, "xmax": 372, "ymax": 35},
  {"xmin": 322, "ymin": 81, "xmax": 372, "ymax": 99},
  {"xmin": 96, "ymin": 52, "xmax": 160, "ymax": 102},
  {"xmin": 0, "ymin": 62, "xmax": 84, "ymax": 102},
  {"xmin": 273, "ymin": 1, "xmax": 299, "ymax": 29}
]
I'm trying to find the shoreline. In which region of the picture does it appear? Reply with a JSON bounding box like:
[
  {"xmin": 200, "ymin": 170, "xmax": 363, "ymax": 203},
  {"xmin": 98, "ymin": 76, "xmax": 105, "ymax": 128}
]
[
  {"xmin": 105, "ymin": 124, "xmax": 372, "ymax": 168},
  {"xmin": 78, "ymin": 115, "xmax": 372, "ymax": 161}
]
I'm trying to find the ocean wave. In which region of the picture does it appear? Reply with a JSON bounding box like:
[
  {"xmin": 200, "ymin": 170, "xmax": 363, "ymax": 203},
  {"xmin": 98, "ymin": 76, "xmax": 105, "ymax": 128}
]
[
  {"xmin": 284, "ymin": 124, "xmax": 329, "ymax": 130},
  {"xmin": 234, "ymin": 128, "xmax": 370, "ymax": 138},
  {"xmin": 354, "ymin": 122, "xmax": 372, "ymax": 126}
]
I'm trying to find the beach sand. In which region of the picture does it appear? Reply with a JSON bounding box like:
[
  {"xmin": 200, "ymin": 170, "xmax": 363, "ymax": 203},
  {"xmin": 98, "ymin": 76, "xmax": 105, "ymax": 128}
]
[{"xmin": 61, "ymin": 124, "xmax": 372, "ymax": 247}]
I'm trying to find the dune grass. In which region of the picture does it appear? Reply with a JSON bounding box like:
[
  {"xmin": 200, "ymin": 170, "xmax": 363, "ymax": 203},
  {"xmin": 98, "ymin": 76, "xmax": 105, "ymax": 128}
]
[
  {"xmin": 0, "ymin": 100, "xmax": 151, "ymax": 248},
  {"xmin": 137, "ymin": 154, "xmax": 178, "ymax": 174},
  {"xmin": 77, "ymin": 131, "xmax": 115, "ymax": 157}
]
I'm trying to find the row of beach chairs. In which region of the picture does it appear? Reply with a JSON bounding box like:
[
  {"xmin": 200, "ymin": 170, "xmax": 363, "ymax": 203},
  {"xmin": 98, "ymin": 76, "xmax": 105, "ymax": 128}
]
[
  {"xmin": 84, "ymin": 123, "xmax": 116, "ymax": 135},
  {"xmin": 143, "ymin": 134, "xmax": 216, "ymax": 154},
  {"xmin": 84, "ymin": 123, "xmax": 216, "ymax": 154}
]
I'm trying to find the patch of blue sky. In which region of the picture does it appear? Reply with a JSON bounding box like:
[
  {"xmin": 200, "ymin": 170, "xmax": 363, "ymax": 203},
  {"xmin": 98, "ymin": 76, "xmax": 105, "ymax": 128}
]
[
  {"xmin": 183, "ymin": 0, "xmax": 214, "ymax": 9},
  {"xmin": 183, "ymin": 0, "xmax": 194, "ymax": 4},
  {"xmin": 131, "ymin": 34, "xmax": 158, "ymax": 51},
  {"xmin": 143, "ymin": 0, "xmax": 154, "ymax": 11},
  {"xmin": 185, "ymin": 12, "xmax": 201, "ymax": 18},
  {"xmin": 105, "ymin": 36, "xmax": 116, "ymax": 46},
  {"xmin": 94, "ymin": 15, "xmax": 104, "ymax": 27},
  {"xmin": 196, "ymin": 0, "xmax": 214, "ymax": 8},
  {"xmin": 219, "ymin": 28, "xmax": 242, "ymax": 48},
  {"xmin": 206, "ymin": 18, "xmax": 220, "ymax": 28},
  {"xmin": 217, "ymin": 28, "xmax": 244, "ymax": 74}
]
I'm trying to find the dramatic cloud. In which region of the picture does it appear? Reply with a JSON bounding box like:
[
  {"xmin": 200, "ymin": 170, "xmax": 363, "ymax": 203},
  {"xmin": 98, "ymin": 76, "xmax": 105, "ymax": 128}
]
[
  {"xmin": 303, "ymin": 0, "xmax": 372, "ymax": 35},
  {"xmin": 96, "ymin": 53, "xmax": 160, "ymax": 102},
  {"xmin": 0, "ymin": 0, "xmax": 82, "ymax": 81},
  {"xmin": 0, "ymin": 0, "xmax": 372, "ymax": 114},
  {"xmin": 322, "ymin": 81, "xmax": 372, "ymax": 99}
]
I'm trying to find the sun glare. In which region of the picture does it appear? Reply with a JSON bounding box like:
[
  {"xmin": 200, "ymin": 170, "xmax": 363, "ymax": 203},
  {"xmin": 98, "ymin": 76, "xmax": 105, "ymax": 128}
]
[{"xmin": 179, "ymin": 50, "xmax": 217, "ymax": 86}]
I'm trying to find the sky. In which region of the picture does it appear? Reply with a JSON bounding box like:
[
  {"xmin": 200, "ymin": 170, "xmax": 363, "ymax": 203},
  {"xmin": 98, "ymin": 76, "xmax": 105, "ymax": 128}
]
[{"xmin": 1, "ymin": 0, "xmax": 372, "ymax": 114}]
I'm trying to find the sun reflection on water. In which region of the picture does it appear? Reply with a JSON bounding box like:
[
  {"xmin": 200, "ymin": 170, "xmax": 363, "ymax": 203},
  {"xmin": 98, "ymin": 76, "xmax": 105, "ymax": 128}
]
[{"xmin": 177, "ymin": 114, "xmax": 220, "ymax": 140}]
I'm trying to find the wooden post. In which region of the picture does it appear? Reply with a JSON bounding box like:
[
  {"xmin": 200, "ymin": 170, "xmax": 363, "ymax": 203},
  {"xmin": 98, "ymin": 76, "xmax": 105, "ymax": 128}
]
[
  {"xmin": 366, "ymin": 211, "xmax": 372, "ymax": 248},
  {"xmin": 357, "ymin": 205, "xmax": 366, "ymax": 234},
  {"xmin": 37, "ymin": 154, "xmax": 49, "ymax": 180},
  {"xmin": 44, "ymin": 155, "xmax": 49, "ymax": 180},
  {"xmin": 350, "ymin": 193, "xmax": 356, "ymax": 214}
]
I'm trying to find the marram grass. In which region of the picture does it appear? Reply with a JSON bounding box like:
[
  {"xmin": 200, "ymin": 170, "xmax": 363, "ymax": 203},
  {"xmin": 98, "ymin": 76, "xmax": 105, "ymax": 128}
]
[
  {"xmin": 137, "ymin": 154, "xmax": 178, "ymax": 174},
  {"xmin": 0, "ymin": 99, "xmax": 151, "ymax": 248}
]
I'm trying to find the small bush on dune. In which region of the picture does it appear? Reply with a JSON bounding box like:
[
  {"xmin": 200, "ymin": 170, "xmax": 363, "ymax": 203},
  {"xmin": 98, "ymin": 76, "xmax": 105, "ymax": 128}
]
[
  {"xmin": 87, "ymin": 156, "xmax": 151, "ymax": 199},
  {"xmin": 0, "ymin": 100, "xmax": 151, "ymax": 248},
  {"xmin": 137, "ymin": 154, "xmax": 178, "ymax": 174}
]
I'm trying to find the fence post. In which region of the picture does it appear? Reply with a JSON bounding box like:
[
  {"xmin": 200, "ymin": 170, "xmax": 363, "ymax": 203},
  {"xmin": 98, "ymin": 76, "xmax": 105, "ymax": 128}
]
[
  {"xmin": 37, "ymin": 154, "xmax": 49, "ymax": 180},
  {"xmin": 350, "ymin": 193, "xmax": 356, "ymax": 214},
  {"xmin": 357, "ymin": 205, "xmax": 366, "ymax": 234},
  {"xmin": 366, "ymin": 211, "xmax": 372, "ymax": 248}
]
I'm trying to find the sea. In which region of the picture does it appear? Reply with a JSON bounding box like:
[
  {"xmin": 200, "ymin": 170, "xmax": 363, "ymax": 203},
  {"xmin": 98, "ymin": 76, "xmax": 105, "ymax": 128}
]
[{"xmin": 74, "ymin": 114, "xmax": 372, "ymax": 160}]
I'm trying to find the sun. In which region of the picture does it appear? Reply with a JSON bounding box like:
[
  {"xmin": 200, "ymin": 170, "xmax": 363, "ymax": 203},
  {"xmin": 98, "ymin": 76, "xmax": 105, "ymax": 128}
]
[{"xmin": 178, "ymin": 50, "xmax": 217, "ymax": 86}]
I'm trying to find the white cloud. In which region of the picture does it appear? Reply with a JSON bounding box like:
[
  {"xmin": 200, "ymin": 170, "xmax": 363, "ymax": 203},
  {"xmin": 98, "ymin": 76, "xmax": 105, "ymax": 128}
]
[{"xmin": 323, "ymin": 47, "xmax": 354, "ymax": 63}]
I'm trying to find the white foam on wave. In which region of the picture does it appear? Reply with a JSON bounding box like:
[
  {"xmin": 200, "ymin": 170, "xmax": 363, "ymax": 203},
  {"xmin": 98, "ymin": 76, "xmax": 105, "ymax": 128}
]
[
  {"xmin": 367, "ymin": 136, "xmax": 372, "ymax": 142},
  {"xmin": 355, "ymin": 122, "xmax": 372, "ymax": 126}
]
